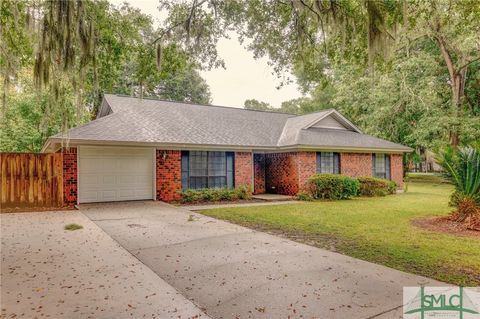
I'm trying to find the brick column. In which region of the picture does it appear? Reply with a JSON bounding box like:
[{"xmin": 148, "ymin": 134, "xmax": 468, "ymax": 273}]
[
  {"xmin": 62, "ymin": 147, "xmax": 78, "ymax": 208},
  {"xmin": 340, "ymin": 153, "xmax": 372, "ymax": 177},
  {"xmin": 390, "ymin": 154, "xmax": 404, "ymax": 188},
  {"xmin": 253, "ymin": 154, "xmax": 266, "ymax": 194},
  {"xmin": 235, "ymin": 152, "xmax": 253, "ymax": 189},
  {"xmin": 156, "ymin": 150, "xmax": 181, "ymax": 201},
  {"xmin": 297, "ymin": 152, "xmax": 316, "ymax": 191}
]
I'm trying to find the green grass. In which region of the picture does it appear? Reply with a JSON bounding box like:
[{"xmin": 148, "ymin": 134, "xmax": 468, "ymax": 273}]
[
  {"xmin": 201, "ymin": 183, "xmax": 480, "ymax": 286},
  {"xmin": 64, "ymin": 223, "xmax": 83, "ymax": 231}
]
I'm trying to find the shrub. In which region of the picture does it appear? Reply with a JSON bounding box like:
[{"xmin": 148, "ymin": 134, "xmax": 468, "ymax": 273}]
[
  {"xmin": 306, "ymin": 174, "xmax": 359, "ymax": 200},
  {"xmin": 296, "ymin": 191, "xmax": 313, "ymax": 201},
  {"xmin": 437, "ymin": 145, "xmax": 480, "ymax": 206},
  {"xmin": 235, "ymin": 184, "xmax": 252, "ymax": 200},
  {"xmin": 437, "ymin": 145, "xmax": 480, "ymax": 229},
  {"xmin": 357, "ymin": 177, "xmax": 397, "ymax": 196},
  {"xmin": 180, "ymin": 186, "xmax": 252, "ymax": 203}
]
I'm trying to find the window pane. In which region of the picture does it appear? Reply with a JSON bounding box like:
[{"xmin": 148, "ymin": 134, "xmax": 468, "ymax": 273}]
[
  {"xmin": 208, "ymin": 152, "xmax": 226, "ymax": 176},
  {"xmin": 208, "ymin": 176, "xmax": 226, "ymax": 189},
  {"xmin": 187, "ymin": 151, "xmax": 227, "ymax": 189},
  {"xmin": 317, "ymin": 152, "xmax": 339, "ymax": 174},
  {"xmin": 190, "ymin": 151, "xmax": 208, "ymax": 177},
  {"xmin": 189, "ymin": 176, "xmax": 207, "ymax": 189},
  {"xmin": 374, "ymin": 153, "xmax": 386, "ymax": 178}
]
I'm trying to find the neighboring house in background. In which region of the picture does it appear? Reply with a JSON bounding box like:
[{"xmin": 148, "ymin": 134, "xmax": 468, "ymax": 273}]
[
  {"xmin": 42, "ymin": 94, "xmax": 412, "ymax": 206},
  {"xmin": 409, "ymin": 150, "xmax": 443, "ymax": 173}
]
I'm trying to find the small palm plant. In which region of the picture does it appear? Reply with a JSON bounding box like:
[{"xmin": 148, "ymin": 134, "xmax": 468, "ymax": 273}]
[{"xmin": 437, "ymin": 145, "xmax": 480, "ymax": 230}]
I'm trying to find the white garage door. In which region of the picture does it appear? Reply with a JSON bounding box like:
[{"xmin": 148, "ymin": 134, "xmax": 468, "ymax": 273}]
[{"xmin": 79, "ymin": 146, "xmax": 154, "ymax": 203}]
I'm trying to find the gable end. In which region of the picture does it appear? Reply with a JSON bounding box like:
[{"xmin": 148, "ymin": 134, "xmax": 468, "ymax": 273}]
[{"xmin": 304, "ymin": 110, "xmax": 362, "ymax": 133}]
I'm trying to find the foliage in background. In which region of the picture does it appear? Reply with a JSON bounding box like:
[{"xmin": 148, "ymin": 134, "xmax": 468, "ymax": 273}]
[
  {"xmin": 2, "ymin": 0, "xmax": 479, "ymax": 154},
  {"xmin": 158, "ymin": 0, "xmax": 480, "ymax": 152},
  {"xmin": 0, "ymin": 0, "xmax": 211, "ymax": 152}
]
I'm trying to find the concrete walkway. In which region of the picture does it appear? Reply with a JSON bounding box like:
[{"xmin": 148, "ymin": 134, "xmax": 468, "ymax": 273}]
[
  {"xmin": 0, "ymin": 210, "xmax": 209, "ymax": 319},
  {"xmin": 251, "ymin": 193, "xmax": 294, "ymax": 201},
  {"xmin": 181, "ymin": 199, "xmax": 301, "ymax": 211},
  {"xmin": 82, "ymin": 201, "xmax": 446, "ymax": 319}
]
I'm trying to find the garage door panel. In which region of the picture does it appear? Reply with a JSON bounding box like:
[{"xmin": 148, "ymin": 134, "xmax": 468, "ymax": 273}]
[
  {"xmin": 135, "ymin": 189, "xmax": 153, "ymax": 198},
  {"xmin": 81, "ymin": 190, "xmax": 99, "ymax": 203},
  {"xmin": 80, "ymin": 174, "xmax": 100, "ymax": 186},
  {"xmin": 102, "ymin": 175, "xmax": 116, "ymax": 186},
  {"xmin": 79, "ymin": 147, "xmax": 154, "ymax": 203},
  {"xmin": 101, "ymin": 190, "xmax": 117, "ymax": 201},
  {"xmin": 135, "ymin": 175, "xmax": 151, "ymax": 184}
]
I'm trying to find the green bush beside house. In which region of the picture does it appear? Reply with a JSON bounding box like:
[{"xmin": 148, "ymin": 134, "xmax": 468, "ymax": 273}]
[
  {"xmin": 357, "ymin": 176, "xmax": 397, "ymax": 196},
  {"xmin": 298, "ymin": 174, "xmax": 397, "ymax": 201},
  {"xmin": 179, "ymin": 185, "xmax": 252, "ymax": 203}
]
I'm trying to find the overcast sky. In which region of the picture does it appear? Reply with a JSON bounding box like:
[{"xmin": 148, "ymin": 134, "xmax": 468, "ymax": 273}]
[{"xmin": 108, "ymin": 0, "xmax": 302, "ymax": 108}]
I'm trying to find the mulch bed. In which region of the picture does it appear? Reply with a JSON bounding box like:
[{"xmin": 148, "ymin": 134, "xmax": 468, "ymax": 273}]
[{"xmin": 412, "ymin": 216, "xmax": 480, "ymax": 239}]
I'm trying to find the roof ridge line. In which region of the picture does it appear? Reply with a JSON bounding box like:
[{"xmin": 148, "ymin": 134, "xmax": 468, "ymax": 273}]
[{"xmin": 105, "ymin": 94, "xmax": 298, "ymax": 116}]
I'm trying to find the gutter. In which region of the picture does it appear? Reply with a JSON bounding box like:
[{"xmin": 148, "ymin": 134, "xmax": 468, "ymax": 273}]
[{"xmin": 41, "ymin": 137, "xmax": 412, "ymax": 154}]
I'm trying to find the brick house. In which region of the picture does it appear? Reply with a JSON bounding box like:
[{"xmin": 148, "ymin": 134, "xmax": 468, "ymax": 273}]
[{"xmin": 42, "ymin": 94, "xmax": 411, "ymax": 205}]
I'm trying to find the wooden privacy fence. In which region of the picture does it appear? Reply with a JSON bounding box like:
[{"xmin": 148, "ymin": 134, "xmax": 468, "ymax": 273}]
[{"xmin": 1, "ymin": 153, "xmax": 64, "ymax": 212}]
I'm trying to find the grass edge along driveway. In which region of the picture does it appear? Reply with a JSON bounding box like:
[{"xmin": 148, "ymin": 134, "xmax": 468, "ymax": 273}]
[{"xmin": 200, "ymin": 183, "xmax": 480, "ymax": 286}]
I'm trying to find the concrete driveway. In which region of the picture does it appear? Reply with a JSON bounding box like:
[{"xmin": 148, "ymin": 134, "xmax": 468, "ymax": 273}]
[
  {"xmin": 1, "ymin": 210, "xmax": 209, "ymax": 319},
  {"xmin": 82, "ymin": 201, "xmax": 445, "ymax": 319}
]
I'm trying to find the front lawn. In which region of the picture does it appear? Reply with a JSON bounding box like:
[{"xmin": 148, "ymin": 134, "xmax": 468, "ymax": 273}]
[{"xmin": 200, "ymin": 182, "xmax": 480, "ymax": 286}]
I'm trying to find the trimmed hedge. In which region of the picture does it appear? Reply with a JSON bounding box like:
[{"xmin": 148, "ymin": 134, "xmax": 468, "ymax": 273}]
[
  {"xmin": 306, "ymin": 174, "xmax": 360, "ymax": 200},
  {"xmin": 298, "ymin": 174, "xmax": 397, "ymax": 200},
  {"xmin": 180, "ymin": 185, "xmax": 252, "ymax": 203},
  {"xmin": 357, "ymin": 176, "xmax": 397, "ymax": 196}
]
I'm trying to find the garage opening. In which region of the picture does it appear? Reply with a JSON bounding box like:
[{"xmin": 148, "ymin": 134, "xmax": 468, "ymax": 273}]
[{"xmin": 78, "ymin": 146, "xmax": 155, "ymax": 203}]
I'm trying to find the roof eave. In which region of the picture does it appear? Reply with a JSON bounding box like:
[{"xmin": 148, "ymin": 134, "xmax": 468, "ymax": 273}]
[{"xmin": 44, "ymin": 138, "xmax": 412, "ymax": 153}]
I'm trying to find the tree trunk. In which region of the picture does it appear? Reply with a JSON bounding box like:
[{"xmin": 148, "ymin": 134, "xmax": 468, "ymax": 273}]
[
  {"xmin": 435, "ymin": 34, "xmax": 465, "ymax": 147},
  {"xmin": 449, "ymin": 67, "xmax": 467, "ymax": 146}
]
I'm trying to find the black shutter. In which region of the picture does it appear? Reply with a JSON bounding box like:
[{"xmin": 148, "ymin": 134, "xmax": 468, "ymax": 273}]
[
  {"xmin": 334, "ymin": 153, "xmax": 340, "ymax": 174},
  {"xmin": 226, "ymin": 152, "xmax": 234, "ymax": 188},
  {"xmin": 372, "ymin": 154, "xmax": 376, "ymax": 177},
  {"xmin": 385, "ymin": 154, "xmax": 391, "ymax": 180},
  {"xmin": 181, "ymin": 151, "xmax": 189, "ymax": 190},
  {"xmin": 316, "ymin": 152, "xmax": 321, "ymax": 173}
]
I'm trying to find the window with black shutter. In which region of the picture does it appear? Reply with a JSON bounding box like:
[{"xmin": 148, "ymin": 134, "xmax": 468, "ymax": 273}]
[{"xmin": 181, "ymin": 151, "xmax": 234, "ymax": 189}]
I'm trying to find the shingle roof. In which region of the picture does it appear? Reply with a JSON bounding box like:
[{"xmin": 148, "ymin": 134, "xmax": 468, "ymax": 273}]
[{"xmin": 47, "ymin": 94, "xmax": 411, "ymax": 152}]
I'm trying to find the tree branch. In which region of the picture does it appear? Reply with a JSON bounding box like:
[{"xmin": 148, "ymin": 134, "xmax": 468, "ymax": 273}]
[
  {"xmin": 434, "ymin": 34, "xmax": 455, "ymax": 80},
  {"xmin": 151, "ymin": 0, "xmax": 208, "ymax": 45},
  {"xmin": 457, "ymin": 56, "xmax": 480, "ymax": 72}
]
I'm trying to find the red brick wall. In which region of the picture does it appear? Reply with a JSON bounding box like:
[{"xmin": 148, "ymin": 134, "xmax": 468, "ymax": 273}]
[
  {"xmin": 253, "ymin": 154, "xmax": 266, "ymax": 194},
  {"xmin": 297, "ymin": 152, "xmax": 316, "ymax": 191},
  {"xmin": 62, "ymin": 147, "xmax": 77, "ymax": 208},
  {"xmin": 390, "ymin": 154, "xmax": 404, "ymax": 188},
  {"xmin": 235, "ymin": 152, "xmax": 253, "ymax": 189},
  {"xmin": 156, "ymin": 150, "xmax": 181, "ymax": 201},
  {"xmin": 265, "ymin": 153, "xmax": 299, "ymax": 195},
  {"xmin": 340, "ymin": 153, "xmax": 372, "ymax": 177}
]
